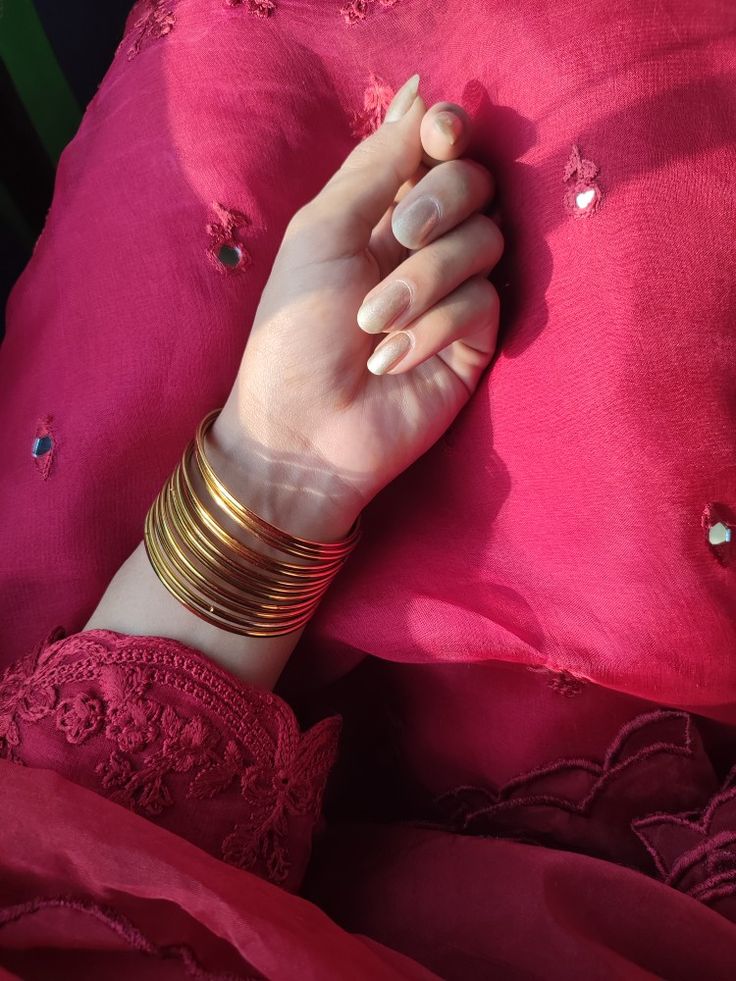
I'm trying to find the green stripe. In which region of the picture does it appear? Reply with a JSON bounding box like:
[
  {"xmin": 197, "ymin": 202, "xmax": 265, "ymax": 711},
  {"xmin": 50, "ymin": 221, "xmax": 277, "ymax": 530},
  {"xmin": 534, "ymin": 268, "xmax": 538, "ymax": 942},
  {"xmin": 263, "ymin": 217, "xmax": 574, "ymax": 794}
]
[{"xmin": 0, "ymin": 0, "xmax": 82, "ymax": 164}]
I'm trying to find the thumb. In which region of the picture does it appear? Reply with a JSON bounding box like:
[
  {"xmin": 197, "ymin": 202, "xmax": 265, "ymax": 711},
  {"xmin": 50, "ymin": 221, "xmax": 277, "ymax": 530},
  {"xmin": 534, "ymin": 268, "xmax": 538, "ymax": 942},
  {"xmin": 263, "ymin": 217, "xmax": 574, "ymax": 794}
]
[{"xmin": 317, "ymin": 74, "xmax": 425, "ymax": 252}]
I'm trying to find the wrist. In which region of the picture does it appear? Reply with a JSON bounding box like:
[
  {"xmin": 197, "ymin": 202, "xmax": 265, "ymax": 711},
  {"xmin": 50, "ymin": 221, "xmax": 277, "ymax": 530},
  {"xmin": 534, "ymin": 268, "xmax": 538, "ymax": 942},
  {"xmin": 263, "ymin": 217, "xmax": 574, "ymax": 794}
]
[{"xmin": 206, "ymin": 409, "xmax": 361, "ymax": 544}]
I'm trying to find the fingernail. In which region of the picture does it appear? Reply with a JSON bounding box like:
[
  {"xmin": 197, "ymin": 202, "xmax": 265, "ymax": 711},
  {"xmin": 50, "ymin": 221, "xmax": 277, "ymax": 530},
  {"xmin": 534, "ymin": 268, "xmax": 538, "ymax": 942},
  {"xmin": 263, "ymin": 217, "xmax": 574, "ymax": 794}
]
[
  {"xmin": 367, "ymin": 331, "xmax": 413, "ymax": 375},
  {"xmin": 433, "ymin": 110, "xmax": 462, "ymax": 145},
  {"xmin": 357, "ymin": 280, "xmax": 412, "ymax": 334},
  {"xmin": 392, "ymin": 196, "xmax": 441, "ymax": 247},
  {"xmin": 384, "ymin": 73, "xmax": 420, "ymax": 123}
]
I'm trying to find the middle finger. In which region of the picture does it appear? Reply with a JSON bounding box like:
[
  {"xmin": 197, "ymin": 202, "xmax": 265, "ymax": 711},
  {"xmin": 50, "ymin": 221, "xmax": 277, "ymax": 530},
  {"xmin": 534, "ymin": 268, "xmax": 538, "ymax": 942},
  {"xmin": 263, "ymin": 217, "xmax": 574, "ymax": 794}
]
[{"xmin": 391, "ymin": 158, "xmax": 495, "ymax": 251}]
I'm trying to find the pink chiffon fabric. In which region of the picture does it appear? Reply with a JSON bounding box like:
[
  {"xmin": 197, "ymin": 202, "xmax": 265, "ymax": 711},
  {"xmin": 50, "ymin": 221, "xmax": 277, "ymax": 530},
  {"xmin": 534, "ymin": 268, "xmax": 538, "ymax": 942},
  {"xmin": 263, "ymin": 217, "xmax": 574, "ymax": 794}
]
[{"xmin": 1, "ymin": 0, "xmax": 736, "ymax": 976}]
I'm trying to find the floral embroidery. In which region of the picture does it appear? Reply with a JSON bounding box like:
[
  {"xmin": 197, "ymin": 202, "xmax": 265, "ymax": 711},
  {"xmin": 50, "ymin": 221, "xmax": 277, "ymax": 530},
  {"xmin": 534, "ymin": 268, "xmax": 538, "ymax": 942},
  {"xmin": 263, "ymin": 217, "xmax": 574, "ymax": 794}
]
[
  {"xmin": 437, "ymin": 710, "xmax": 697, "ymax": 829},
  {"xmin": 527, "ymin": 664, "xmax": 587, "ymax": 697},
  {"xmin": 98, "ymin": 702, "xmax": 222, "ymax": 817},
  {"xmin": 119, "ymin": 0, "xmax": 176, "ymax": 61},
  {"xmin": 341, "ymin": 0, "xmax": 400, "ymax": 25},
  {"xmin": 222, "ymin": 717, "xmax": 339, "ymax": 882},
  {"xmin": 0, "ymin": 629, "xmax": 341, "ymax": 887},
  {"xmin": 350, "ymin": 74, "xmax": 395, "ymax": 139},
  {"xmin": 206, "ymin": 202, "xmax": 252, "ymax": 274},
  {"xmin": 188, "ymin": 740, "xmax": 244, "ymax": 799},
  {"xmin": 101, "ymin": 666, "xmax": 161, "ymax": 753},
  {"xmin": 226, "ymin": 0, "xmax": 276, "ymax": 15},
  {"xmin": 0, "ymin": 636, "xmax": 59, "ymax": 761},
  {"xmin": 97, "ymin": 750, "xmax": 135, "ymax": 793},
  {"xmin": 563, "ymin": 143, "xmax": 602, "ymax": 219},
  {"xmin": 434, "ymin": 710, "xmax": 721, "ymax": 878},
  {"xmin": 341, "ymin": 0, "xmax": 368, "ymax": 23},
  {"xmin": 56, "ymin": 693, "xmax": 103, "ymax": 744}
]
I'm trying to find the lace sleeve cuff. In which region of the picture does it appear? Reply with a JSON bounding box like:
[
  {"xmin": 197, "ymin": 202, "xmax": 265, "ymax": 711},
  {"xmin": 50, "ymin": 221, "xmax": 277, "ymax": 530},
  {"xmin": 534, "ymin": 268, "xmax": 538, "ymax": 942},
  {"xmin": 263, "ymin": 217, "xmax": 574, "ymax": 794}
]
[{"xmin": 0, "ymin": 627, "xmax": 341, "ymax": 892}]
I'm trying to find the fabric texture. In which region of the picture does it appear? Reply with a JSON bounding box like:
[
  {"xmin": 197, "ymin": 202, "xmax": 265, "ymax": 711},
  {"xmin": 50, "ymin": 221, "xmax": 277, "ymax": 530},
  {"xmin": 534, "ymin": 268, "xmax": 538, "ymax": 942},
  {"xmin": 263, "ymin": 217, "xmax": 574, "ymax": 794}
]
[
  {"xmin": 0, "ymin": 759, "xmax": 434, "ymax": 981},
  {"xmin": 0, "ymin": 627, "xmax": 339, "ymax": 892},
  {"xmin": 1, "ymin": 0, "xmax": 736, "ymax": 977}
]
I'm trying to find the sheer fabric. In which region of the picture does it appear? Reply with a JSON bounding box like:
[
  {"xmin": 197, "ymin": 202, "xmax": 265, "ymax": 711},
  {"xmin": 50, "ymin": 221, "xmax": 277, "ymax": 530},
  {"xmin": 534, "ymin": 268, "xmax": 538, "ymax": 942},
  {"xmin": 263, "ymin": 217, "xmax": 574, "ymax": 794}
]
[{"xmin": 1, "ymin": 0, "xmax": 735, "ymax": 976}]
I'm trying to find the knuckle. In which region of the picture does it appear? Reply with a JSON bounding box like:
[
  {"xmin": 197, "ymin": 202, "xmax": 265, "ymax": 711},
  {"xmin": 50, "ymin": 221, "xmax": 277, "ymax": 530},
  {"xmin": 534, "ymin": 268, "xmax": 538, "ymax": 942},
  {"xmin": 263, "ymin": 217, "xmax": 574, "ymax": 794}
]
[
  {"xmin": 285, "ymin": 200, "xmax": 331, "ymax": 241},
  {"xmin": 285, "ymin": 204, "xmax": 312, "ymax": 236},
  {"xmin": 341, "ymin": 133, "xmax": 389, "ymax": 177},
  {"xmin": 468, "ymin": 212, "xmax": 505, "ymax": 255},
  {"xmin": 468, "ymin": 275, "xmax": 500, "ymax": 315},
  {"xmin": 450, "ymin": 158, "xmax": 494, "ymax": 195}
]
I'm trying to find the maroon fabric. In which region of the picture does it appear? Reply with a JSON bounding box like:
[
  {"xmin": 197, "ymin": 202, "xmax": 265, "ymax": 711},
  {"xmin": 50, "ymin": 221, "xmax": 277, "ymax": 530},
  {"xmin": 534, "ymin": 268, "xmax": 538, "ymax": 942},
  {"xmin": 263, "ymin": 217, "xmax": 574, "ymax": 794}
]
[
  {"xmin": 1, "ymin": 0, "xmax": 736, "ymax": 976},
  {"xmin": 0, "ymin": 760, "xmax": 434, "ymax": 981}
]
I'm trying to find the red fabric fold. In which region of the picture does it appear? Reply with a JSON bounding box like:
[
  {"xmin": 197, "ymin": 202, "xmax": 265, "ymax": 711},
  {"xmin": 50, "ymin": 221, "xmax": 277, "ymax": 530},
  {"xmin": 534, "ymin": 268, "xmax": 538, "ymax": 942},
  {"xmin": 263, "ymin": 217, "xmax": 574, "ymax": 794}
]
[{"xmin": 0, "ymin": 761, "xmax": 436, "ymax": 980}]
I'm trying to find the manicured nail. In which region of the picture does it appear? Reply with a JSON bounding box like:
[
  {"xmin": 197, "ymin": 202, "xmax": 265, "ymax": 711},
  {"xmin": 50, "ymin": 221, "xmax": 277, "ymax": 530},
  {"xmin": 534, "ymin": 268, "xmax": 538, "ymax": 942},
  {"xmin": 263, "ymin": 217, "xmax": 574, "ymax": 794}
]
[
  {"xmin": 367, "ymin": 331, "xmax": 413, "ymax": 375},
  {"xmin": 384, "ymin": 73, "xmax": 420, "ymax": 123},
  {"xmin": 392, "ymin": 196, "xmax": 441, "ymax": 247},
  {"xmin": 357, "ymin": 280, "xmax": 412, "ymax": 334},
  {"xmin": 433, "ymin": 110, "xmax": 462, "ymax": 145}
]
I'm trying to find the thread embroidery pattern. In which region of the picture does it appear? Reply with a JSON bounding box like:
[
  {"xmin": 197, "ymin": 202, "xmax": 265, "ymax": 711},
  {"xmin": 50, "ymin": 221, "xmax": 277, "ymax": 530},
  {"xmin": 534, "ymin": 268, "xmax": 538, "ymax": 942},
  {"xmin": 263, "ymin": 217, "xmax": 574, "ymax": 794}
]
[
  {"xmin": 633, "ymin": 772, "xmax": 736, "ymax": 907},
  {"xmin": 563, "ymin": 144, "xmax": 602, "ymax": 218},
  {"xmin": 527, "ymin": 664, "xmax": 587, "ymax": 697},
  {"xmin": 226, "ymin": 0, "xmax": 277, "ymax": 15},
  {"xmin": 0, "ymin": 897, "xmax": 250, "ymax": 981},
  {"xmin": 0, "ymin": 630, "xmax": 340, "ymax": 885},
  {"xmin": 119, "ymin": 0, "xmax": 176, "ymax": 61},
  {"xmin": 436, "ymin": 710, "xmax": 697, "ymax": 834},
  {"xmin": 207, "ymin": 202, "xmax": 253, "ymax": 274},
  {"xmin": 433, "ymin": 708, "xmax": 736, "ymax": 911},
  {"xmin": 350, "ymin": 74, "xmax": 395, "ymax": 139},
  {"xmin": 341, "ymin": 0, "xmax": 400, "ymax": 26}
]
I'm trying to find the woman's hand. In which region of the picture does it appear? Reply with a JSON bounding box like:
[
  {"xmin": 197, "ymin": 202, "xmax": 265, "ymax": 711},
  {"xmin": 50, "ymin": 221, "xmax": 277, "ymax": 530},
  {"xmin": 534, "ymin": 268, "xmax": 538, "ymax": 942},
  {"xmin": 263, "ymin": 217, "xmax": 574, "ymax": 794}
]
[
  {"xmin": 86, "ymin": 74, "xmax": 503, "ymax": 687},
  {"xmin": 212, "ymin": 74, "xmax": 504, "ymax": 541}
]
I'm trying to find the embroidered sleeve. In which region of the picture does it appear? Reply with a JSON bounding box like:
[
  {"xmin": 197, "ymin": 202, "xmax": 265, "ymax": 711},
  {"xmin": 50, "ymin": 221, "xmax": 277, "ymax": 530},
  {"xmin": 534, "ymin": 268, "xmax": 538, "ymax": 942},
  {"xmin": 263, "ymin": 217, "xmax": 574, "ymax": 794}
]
[{"xmin": 0, "ymin": 627, "xmax": 340, "ymax": 892}]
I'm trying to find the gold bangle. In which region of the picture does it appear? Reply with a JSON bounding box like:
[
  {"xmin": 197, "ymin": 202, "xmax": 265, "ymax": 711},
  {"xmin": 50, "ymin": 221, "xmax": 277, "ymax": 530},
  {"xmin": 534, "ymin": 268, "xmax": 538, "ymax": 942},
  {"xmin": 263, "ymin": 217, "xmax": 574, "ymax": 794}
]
[
  {"xmin": 161, "ymin": 463, "xmax": 334, "ymax": 613},
  {"xmin": 193, "ymin": 410, "xmax": 362, "ymax": 560},
  {"xmin": 154, "ymin": 480, "xmax": 321, "ymax": 617},
  {"xmin": 145, "ymin": 483, "xmax": 331, "ymax": 634},
  {"xmin": 143, "ymin": 409, "xmax": 362, "ymax": 637},
  {"xmin": 171, "ymin": 452, "xmax": 337, "ymax": 597},
  {"xmin": 178, "ymin": 439, "xmax": 343, "ymax": 579}
]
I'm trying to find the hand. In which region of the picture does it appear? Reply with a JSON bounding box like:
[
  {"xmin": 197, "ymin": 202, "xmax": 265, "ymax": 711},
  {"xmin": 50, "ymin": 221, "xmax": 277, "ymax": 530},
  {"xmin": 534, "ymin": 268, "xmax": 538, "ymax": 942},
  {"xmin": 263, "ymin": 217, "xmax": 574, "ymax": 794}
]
[{"xmin": 212, "ymin": 74, "xmax": 503, "ymax": 541}]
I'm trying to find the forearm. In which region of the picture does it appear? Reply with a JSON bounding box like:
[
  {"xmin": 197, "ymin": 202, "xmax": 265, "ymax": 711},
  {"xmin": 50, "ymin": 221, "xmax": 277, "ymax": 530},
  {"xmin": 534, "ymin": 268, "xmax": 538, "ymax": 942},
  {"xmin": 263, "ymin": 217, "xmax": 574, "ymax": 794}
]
[
  {"xmin": 85, "ymin": 407, "xmax": 360, "ymax": 690},
  {"xmin": 84, "ymin": 540, "xmax": 306, "ymax": 688}
]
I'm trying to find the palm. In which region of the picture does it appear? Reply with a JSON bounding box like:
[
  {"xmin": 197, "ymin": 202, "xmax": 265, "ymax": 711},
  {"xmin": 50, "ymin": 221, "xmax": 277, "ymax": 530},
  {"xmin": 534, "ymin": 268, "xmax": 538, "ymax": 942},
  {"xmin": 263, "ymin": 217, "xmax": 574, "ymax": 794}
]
[
  {"xmin": 324, "ymin": 243, "xmax": 469, "ymax": 502},
  {"xmin": 245, "ymin": 206, "xmax": 470, "ymax": 508},
  {"xmin": 230, "ymin": 90, "xmax": 496, "ymax": 517}
]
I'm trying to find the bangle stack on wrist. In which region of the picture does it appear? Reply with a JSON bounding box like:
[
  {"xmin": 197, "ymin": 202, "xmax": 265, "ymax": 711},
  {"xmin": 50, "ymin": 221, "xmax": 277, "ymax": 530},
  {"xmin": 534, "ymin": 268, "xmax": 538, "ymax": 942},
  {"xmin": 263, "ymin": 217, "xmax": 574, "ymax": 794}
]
[{"xmin": 144, "ymin": 409, "xmax": 361, "ymax": 637}]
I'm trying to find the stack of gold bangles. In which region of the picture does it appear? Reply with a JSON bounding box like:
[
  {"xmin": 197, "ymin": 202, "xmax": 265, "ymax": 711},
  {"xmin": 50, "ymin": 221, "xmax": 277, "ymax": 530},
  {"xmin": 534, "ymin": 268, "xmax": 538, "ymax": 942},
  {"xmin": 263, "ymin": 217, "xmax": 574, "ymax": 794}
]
[{"xmin": 144, "ymin": 409, "xmax": 362, "ymax": 637}]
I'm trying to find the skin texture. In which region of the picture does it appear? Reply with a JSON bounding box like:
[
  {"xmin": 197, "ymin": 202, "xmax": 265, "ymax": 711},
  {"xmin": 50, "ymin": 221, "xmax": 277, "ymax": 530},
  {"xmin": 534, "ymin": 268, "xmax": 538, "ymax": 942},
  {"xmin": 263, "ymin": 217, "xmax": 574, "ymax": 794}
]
[{"xmin": 86, "ymin": 77, "xmax": 504, "ymax": 689}]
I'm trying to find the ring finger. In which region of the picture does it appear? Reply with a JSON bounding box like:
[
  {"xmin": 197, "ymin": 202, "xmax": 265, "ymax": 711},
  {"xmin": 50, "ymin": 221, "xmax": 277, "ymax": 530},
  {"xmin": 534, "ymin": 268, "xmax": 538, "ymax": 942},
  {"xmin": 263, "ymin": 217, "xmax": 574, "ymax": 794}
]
[
  {"xmin": 366, "ymin": 275, "xmax": 500, "ymax": 388},
  {"xmin": 357, "ymin": 213, "xmax": 503, "ymax": 334}
]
